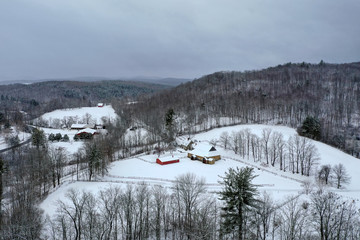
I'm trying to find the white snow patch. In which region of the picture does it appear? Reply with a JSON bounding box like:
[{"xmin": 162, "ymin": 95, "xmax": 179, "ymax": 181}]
[{"xmin": 38, "ymin": 105, "xmax": 118, "ymax": 126}]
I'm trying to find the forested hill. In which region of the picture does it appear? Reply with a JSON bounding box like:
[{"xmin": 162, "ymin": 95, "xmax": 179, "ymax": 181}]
[
  {"xmin": 124, "ymin": 62, "xmax": 360, "ymax": 156},
  {"xmin": 0, "ymin": 80, "xmax": 169, "ymax": 118}
]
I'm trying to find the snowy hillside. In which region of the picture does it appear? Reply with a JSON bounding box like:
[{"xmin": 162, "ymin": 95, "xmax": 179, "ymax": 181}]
[
  {"xmin": 40, "ymin": 124, "xmax": 360, "ymax": 219},
  {"xmin": 0, "ymin": 126, "xmax": 31, "ymax": 150},
  {"xmin": 35, "ymin": 104, "xmax": 118, "ymax": 128}
]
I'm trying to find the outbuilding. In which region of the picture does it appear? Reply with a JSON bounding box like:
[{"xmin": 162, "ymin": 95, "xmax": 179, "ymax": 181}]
[{"xmin": 156, "ymin": 155, "xmax": 180, "ymax": 165}]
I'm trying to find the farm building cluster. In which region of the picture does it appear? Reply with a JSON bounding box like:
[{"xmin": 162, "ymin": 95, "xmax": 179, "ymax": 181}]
[
  {"xmin": 156, "ymin": 139, "xmax": 221, "ymax": 165},
  {"xmin": 71, "ymin": 123, "xmax": 106, "ymax": 139}
]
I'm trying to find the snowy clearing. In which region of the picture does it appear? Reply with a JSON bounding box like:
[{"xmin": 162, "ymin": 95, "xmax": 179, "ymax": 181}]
[
  {"xmin": 37, "ymin": 104, "xmax": 118, "ymax": 126},
  {"xmin": 34, "ymin": 105, "xmax": 119, "ymax": 156},
  {"xmin": 40, "ymin": 124, "xmax": 360, "ymax": 219}
]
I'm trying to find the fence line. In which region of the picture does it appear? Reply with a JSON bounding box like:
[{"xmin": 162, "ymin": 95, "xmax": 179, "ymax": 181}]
[{"xmin": 223, "ymin": 155, "xmax": 304, "ymax": 184}]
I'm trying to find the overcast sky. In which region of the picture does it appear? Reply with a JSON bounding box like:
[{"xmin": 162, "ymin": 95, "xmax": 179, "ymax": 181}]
[{"xmin": 0, "ymin": 0, "xmax": 359, "ymax": 81}]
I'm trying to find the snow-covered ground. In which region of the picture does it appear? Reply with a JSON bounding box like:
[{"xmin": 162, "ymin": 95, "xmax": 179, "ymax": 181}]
[
  {"xmin": 0, "ymin": 126, "xmax": 31, "ymax": 150},
  {"xmin": 39, "ymin": 127, "xmax": 83, "ymax": 155},
  {"xmin": 40, "ymin": 124, "xmax": 360, "ymax": 219},
  {"xmin": 35, "ymin": 105, "xmax": 119, "ymax": 156},
  {"xmin": 38, "ymin": 104, "xmax": 118, "ymax": 126},
  {"xmin": 0, "ymin": 134, "xmax": 8, "ymax": 149}
]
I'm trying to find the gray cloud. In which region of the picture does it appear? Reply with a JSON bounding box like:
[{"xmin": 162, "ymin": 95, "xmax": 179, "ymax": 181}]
[{"xmin": 0, "ymin": 0, "xmax": 359, "ymax": 81}]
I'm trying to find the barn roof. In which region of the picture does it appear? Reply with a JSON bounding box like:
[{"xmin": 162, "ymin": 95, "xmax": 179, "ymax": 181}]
[
  {"xmin": 158, "ymin": 155, "xmax": 180, "ymax": 162},
  {"xmin": 76, "ymin": 128, "xmax": 97, "ymax": 135}
]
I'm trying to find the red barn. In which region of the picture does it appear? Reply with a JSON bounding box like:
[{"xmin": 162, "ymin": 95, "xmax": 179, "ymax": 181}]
[
  {"xmin": 76, "ymin": 128, "xmax": 98, "ymax": 136},
  {"xmin": 156, "ymin": 156, "xmax": 180, "ymax": 165}
]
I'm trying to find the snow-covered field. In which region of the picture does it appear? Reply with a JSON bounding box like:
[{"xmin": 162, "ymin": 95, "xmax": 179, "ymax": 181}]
[
  {"xmin": 40, "ymin": 127, "xmax": 84, "ymax": 155},
  {"xmin": 40, "ymin": 124, "xmax": 360, "ymax": 218},
  {"xmin": 36, "ymin": 105, "xmax": 119, "ymax": 156},
  {"xmin": 38, "ymin": 104, "xmax": 118, "ymax": 126},
  {"xmin": 25, "ymin": 105, "xmax": 155, "ymax": 163}
]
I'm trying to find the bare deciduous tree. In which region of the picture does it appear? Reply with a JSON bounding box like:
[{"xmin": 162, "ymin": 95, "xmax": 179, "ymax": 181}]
[
  {"xmin": 253, "ymin": 192, "xmax": 274, "ymax": 240},
  {"xmin": 279, "ymin": 197, "xmax": 310, "ymax": 240},
  {"xmin": 173, "ymin": 172, "xmax": 206, "ymax": 239},
  {"xmin": 310, "ymin": 190, "xmax": 357, "ymax": 240},
  {"xmin": 318, "ymin": 164, "xmax": 331, "ymax": 185},
  {"xmin": 56, "ymin": 189, "xmax": 90, "ymax": 240},
  {"xmin": 262, "ymin": 128, "xmax": 272, "ymax": 165},
  {"xmin": 332, "ymin": 163, "xmax": 351, "ymax": 189},
  {"xmin": 48, "ymin": 146, "xmax": 67, "ymax": 187}
]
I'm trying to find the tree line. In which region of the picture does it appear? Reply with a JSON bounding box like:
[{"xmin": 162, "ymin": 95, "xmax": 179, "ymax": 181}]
[
  {"xmin": 217, "ymin": 128, "xmax": 319, "ymax": 176},
  {"xmin": 0, "ymin": 126, "xmax": 119, "ymax": 239},
  {"xmin": 43, "ymin": 169, "xmax": 360, "ymax": 240}
]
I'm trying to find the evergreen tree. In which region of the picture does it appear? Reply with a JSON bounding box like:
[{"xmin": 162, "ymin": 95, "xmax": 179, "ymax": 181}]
[
  {"xmin": 165, "ymin": 108, "xmax": 175, "ymax": 129},
  {"xmin": 32, "ymin": 128, "xmax": 46, "ymax": 148},
  {"xmin": 218, "ymin": 167, "xmax": 259, "ymax": 240},
  {"xmin": 0, "ymin": 112, "xmax": 4, "ymax": 124},
  {"xmin": 62, "ymin": 134, "xmax": 70, "ymax": 142},
  {"xmin": 297, "ymin": 116, "xmax": 321, "ymax": 140},
  {"xmin": 4, "ymin": 121, "xmax": 10, "ymax": 129},
  {"xmin": 54, "ymin": 133, "xmax": 62, "ymax": 141},
  {"xmin": 48, "ymin": 133, "xmax": 55, "ymax": 142},
  {"xmin": 164, "ymin": 108, "xmax": 175, "ymax": 141},
  {"xmin": 84, "ymin": 141, "xmax": 104, "ymax": 181}
]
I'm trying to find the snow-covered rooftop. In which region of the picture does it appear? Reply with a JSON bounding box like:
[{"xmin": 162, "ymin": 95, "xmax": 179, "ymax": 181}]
[
  {"xmin": 76, "ymin": 128, "xmax": 97, "ymax": 135},
  {"xmin": 158, "ymin": 155, "xmax": 180, "ymax": 162},
  {"xmin": 71, "ymin": 124, "xmax": 87, "ymax": 128},
  {"xmin": 189, "ymin": 142, "xmax": 220, "ymax": 158}
]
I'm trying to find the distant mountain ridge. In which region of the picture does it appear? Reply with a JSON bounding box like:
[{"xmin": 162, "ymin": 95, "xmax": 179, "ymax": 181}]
[
  {"xmin": 0, "ymin": 76, "xmax": 192, "ymax": 87},
  {"xmin": 0, "ymin": 79, "xmax": 171, "ymax": 119}
]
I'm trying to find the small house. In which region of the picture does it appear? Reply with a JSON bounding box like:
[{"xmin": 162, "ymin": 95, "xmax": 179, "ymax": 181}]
[
  {"xmin": 156, "ymin": 155, "xmax": 180, "ymax": 165},
  {"xmin": 177, "ymin": 137, "xmax": 194, "ymax": 151},
  {"xmin": 97, "ymin": 103, "xmax": 104, "ymax": 107},
  {"xmin": 187, "ymin": 143, "xmax": 221, "ymax": 164}
]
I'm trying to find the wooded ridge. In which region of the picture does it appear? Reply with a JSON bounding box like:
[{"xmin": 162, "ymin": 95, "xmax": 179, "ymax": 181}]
[{"xmin": 120, "ymin": 61, "xmax": 360, "ymax": 157}]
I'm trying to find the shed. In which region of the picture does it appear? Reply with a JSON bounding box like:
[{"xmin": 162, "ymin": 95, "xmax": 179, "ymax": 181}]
[
  {"xmin": 98, "ymin": 103, "xmax": 104, "ymax": 107},
  {"xmin": 156, "ymin": 155, "xmax": 180, "ymax": 165}
]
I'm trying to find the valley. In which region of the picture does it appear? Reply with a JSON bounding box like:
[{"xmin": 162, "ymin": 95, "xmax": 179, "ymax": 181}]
[{"xmin": 1, "ymin": 63, "xmax": 360, "ymax": 239}]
